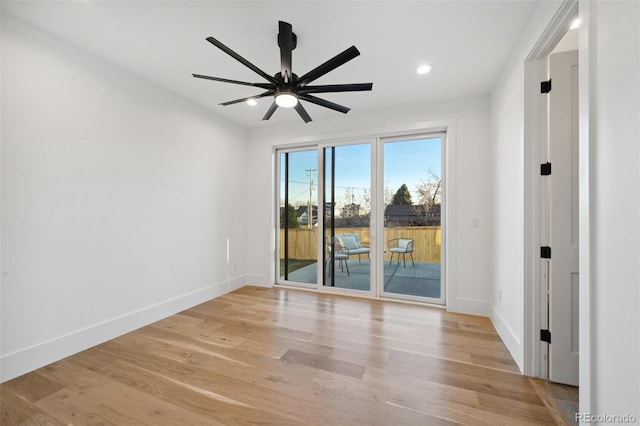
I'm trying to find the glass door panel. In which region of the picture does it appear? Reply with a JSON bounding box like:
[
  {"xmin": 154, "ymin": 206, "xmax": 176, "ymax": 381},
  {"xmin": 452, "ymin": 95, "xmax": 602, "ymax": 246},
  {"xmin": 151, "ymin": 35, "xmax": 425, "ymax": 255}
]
[
  {"xmin": 381, "ymin": 135, "xmax": 444, "ymax": 303},
  {"xmin": 277, "ymin": 149, "xmax": 318, "ymax": 286},
  {"xmin": 322, "ymin": 144, "xmax": 371, "ymax": 291}
]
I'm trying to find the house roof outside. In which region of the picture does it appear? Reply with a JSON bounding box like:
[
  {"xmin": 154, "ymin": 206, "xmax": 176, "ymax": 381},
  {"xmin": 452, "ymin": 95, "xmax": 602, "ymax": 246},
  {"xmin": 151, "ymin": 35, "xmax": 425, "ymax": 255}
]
[
  {"xmin": 297, "ymin": 205, "xmax": 318, "ymax": 225},
  {"xmin": 384, "ymin": 204, "xmax": 441, "ymax": 226}
]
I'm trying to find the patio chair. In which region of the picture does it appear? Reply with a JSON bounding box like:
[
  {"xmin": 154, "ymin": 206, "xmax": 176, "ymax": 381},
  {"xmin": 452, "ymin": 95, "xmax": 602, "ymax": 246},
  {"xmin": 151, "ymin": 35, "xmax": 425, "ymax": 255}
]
[
  {"xmin": 388, "ymin": 238, "xmax": 415, "ymax": 267},
  {"xmin": 335, "ymin": 233, "xmax": 370, "ymax": 262},
  {"xmin": 327, "ymin": 240, "xmax": 350, "ymax": 276}
]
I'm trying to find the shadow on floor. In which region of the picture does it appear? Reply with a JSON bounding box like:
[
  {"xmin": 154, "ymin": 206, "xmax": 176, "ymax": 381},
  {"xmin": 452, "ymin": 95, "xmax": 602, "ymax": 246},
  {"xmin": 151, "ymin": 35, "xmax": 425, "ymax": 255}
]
[{"xmin": 548, "ymin": 382, "xmax": 579, "ymax": 425}]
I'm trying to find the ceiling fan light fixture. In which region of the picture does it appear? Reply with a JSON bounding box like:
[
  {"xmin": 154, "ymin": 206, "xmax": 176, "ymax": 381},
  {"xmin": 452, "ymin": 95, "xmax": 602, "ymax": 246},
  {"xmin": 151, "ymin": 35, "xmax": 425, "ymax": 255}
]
[{"xmin": 275, "ymin": 92, "xmax": 298, "ymax": 108}]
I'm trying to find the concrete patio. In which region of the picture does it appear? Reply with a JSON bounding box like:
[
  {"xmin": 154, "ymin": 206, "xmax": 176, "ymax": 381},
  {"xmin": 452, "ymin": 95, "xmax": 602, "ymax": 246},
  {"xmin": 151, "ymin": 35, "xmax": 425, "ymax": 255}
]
[{"xmin": 284, "ymin": 258, "xmax": 441, "ymax": 299}]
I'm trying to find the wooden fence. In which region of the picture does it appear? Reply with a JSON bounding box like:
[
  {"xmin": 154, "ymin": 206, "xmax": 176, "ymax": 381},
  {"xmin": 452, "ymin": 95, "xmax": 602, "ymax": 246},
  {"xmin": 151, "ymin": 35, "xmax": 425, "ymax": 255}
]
[{"xmin": 280, "ymin": 226, "xmax": 441, "ymax": 263}]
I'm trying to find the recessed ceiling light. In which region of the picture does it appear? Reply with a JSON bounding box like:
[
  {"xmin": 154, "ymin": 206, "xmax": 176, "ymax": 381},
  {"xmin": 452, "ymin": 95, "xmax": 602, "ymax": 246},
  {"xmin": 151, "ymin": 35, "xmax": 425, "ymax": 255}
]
[
  {"xmin": 246, "ymin": 99, "xmax": 258, "ymax": 106},
  {"xmin": 570, "ymin": 17, "xmax": 581, "ymax": 29},
  {"xmin": 417, "ymin": 64, "xmax": 432, "ymax": 75}
]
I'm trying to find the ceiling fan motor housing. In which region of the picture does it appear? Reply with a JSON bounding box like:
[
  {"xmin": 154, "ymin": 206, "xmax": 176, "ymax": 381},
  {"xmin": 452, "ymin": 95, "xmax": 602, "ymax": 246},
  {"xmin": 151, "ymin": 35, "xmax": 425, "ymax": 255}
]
[{"xmin": 278, "ymin": 28, "xmax": 297, "ymax": 50}]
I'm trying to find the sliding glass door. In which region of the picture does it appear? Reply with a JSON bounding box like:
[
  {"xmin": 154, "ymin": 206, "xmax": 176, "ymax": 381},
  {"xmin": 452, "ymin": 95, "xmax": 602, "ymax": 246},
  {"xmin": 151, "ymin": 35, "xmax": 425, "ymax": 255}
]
[
  {"xmin": 322, "ymin": 143, "xmax": 372, "ymax": 292},
  {"xmin": 277, "ymin": 149, "xmax": 318, "ymax": 286},
  {"xmin": 380, "ymin": 134, "xmax": 444, "ymax": 304},
  {"xmin": 276, "ymin": 132, "xmax": 444, "ymax": 304}
]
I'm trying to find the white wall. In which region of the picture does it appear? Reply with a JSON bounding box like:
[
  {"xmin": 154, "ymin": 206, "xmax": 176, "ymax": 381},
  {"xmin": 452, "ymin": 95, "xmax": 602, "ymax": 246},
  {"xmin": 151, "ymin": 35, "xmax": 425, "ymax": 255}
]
[
  {"xmin": 245, "ymin": 96, "xmax": 494, "ymax": 316},
  {"xmin": 0, "ymin": 14, "xmax": 248, "ymax": 382},
  {"xmin": 488, "ymin": 1, "xmax": 566, "ymax": 369},
  {"xmin": 582, "ymin": 0, "xmax": 640, "ymax": 417}
]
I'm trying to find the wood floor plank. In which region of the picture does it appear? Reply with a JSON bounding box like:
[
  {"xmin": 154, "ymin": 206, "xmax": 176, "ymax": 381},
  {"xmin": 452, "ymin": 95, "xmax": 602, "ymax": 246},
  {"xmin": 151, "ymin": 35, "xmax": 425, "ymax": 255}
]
[
  {"xmin": 96, "ymin": 358, "xmax": 296, "ymax": 425},
  {"xmin": 388, "ymin": 349, "xmax": 545, "ymax": 406},
  {"xmin": 38, "ymin": 359, "xmax": 227, "ymax": 426},
  {"xmin": 280, "ymin": 348, "xmax": 366, "ymax": 379},
  {"xmin": 1, "ymin": 286, "xmax": 561, "ymax": 425},
  {"xmin": 1, "ymin": 371, "xmax": 64, "ymax": 403},
  {"xmin": 34, "ymin": 387, "xmax": 135, "ymax": 426},
  {"xmin": 1, "ymin": 385, "xmax": 65, "ymax": 426},
  {"xmin": 89, "ymin": 338, "xmax": 324, "ymax": 424},
  {"xmin": 477, "ymin": 392, "xmax": 557, "ymax": 424}
]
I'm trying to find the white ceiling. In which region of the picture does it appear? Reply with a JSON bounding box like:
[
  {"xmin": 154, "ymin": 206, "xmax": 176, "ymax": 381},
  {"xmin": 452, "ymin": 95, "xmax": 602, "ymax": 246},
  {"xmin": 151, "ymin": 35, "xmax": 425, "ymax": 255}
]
[{"xmin": 2, "ymin": 0, "xmax": 544, "ymax": 129}]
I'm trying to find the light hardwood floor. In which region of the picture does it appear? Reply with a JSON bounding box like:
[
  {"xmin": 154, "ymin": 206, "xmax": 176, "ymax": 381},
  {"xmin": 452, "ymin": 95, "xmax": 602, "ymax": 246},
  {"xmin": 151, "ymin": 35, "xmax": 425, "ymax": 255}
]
[{"xmin": 1, "ymin": 286, "xmax": 566, "ymax": 425}]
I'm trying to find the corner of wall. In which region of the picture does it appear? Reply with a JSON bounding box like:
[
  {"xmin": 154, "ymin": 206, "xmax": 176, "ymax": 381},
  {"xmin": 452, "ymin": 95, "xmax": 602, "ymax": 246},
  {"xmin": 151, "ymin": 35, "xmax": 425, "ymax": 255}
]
[
  {"xmin": 451, "ymin": 297, "xmax": 491, "ymax": 317},
  {"xmin": 490, "ymin": 303, "xmax": 524, "ymax": 371},
  {"xmin": 245, "ymin": 274, "xmax": 274, "ymax": 288}
]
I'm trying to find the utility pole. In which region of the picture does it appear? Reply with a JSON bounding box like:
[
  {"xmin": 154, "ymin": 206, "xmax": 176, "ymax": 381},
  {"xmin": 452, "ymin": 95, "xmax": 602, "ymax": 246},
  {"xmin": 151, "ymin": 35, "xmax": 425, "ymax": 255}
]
[{"xmin": 306, "ymin": 168, "xmax": 317, "ymax": 229}]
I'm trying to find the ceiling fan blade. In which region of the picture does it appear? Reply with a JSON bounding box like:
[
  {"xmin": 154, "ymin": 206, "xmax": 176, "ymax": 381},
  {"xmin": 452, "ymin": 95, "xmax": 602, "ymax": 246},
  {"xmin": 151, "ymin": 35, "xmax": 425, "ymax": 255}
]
[
  {"xmin": 299, "ymin": 94, "xmax": 350, "ymax": 114},
  {"xmin": 299, "ymin": 83, "xmax": 373, "ymax": 94},
  {"xmin": 262, "ymin": 101, "xmax": 279, "ymax": 120},
  {"xmin": 294, "ymin": 102, "xmax": 312, "ymax": 123},
  {"xmin": 206, "ymin": 36, "xmax": 278, "ymax": 85},
  {"xmin": 278, "ymin": 21, "xmax": 296, "ymax": 83},
  {"xmin": 192, "ymin": 74, "xmax": 273, "ymax": 89},
  {"xmin": 297, "ymin": 46, "xmax": 360, "ymax": 87},
  {"xmin": 219, "ymin": 90, "xmax": 274, "ymax": 106}
]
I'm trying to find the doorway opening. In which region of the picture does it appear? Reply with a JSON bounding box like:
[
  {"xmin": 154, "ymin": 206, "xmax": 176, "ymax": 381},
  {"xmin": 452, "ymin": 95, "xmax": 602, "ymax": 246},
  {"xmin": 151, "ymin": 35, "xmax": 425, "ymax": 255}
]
[{"xmin": 523, "ymin": 0, "xmax": 580, "ymax": 420}]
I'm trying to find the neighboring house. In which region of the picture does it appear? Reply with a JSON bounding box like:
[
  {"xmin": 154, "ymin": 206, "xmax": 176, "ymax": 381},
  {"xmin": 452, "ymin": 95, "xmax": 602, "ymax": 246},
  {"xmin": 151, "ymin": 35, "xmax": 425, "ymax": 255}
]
[
  {"xmin": 297, "ymin": 205, "xmax": 318, "ymax": 225},
  {"xmin": 384, "ymin": 204, "xmax": 441, "ymax": 227}
]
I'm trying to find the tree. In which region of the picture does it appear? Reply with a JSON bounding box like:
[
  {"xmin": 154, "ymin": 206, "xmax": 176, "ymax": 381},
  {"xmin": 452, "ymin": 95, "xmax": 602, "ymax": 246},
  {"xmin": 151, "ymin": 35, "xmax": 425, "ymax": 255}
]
[
  {"xmin": 415, "ymin": 172, "xmax": 442, "ymax": 225},
  {"xmin": 416, "ymin": 172, "xmax": 441, "ymax": 209},
  {"xmin": 341, "ymin": 203, "xmax": 361, "ymax": 218},
  {"xmin": 392, "ymin": 184, "xmax": 413, "ymax": 205},
  {"xmin": 361, "ymin": 189, "xmax": 371, "ymax": 216},
  {"xmin": 280, "ymin": 204, "xmax": 299, "ymax": 228}
]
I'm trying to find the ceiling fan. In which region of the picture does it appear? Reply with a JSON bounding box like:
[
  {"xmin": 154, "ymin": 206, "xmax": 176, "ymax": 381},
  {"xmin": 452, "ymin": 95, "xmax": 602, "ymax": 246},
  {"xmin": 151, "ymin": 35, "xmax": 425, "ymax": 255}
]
[{"xmin": 193, "ymin": 21, "xmax": 373, "ymax": 123}]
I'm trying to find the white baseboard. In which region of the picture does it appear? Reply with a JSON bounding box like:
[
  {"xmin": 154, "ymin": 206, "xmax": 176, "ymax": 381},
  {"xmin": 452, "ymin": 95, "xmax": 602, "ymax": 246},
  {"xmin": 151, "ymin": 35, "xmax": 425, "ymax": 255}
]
[
  {"xmin": 452, "ymin": 297, "xmax": 491, "ymax": 317},
  {"xmin": 490, "ymin": 303, "xmax": 524, "ymax": 372},
  {"xmin": 0, "ymin": 277, "xmax": 246, "ymax": 383},
  {"xmin": 245, "ymin": 273, "xmax": 273, "ymax": 287}
]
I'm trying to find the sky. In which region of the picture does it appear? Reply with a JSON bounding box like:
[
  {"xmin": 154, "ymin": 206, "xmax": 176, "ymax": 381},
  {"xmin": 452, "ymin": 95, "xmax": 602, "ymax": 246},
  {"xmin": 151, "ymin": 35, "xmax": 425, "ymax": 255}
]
[
  {"xmin": 384, "ymin": 137, "xmax": 442, "ymax": 202},
  {"xmin": 281, "ymin": 136, "xmax": 442, "ymax": 210}
]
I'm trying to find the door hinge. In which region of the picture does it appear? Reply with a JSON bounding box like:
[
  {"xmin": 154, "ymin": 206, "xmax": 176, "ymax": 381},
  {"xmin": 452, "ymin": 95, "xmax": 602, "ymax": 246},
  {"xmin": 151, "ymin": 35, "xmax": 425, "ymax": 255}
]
[
  {"xmin": 541, "ymin": 79, "xmax": 552, "ymax": 93},
  {"xmin": 540, "ymin": 162, "xmax": 552, "ymax": 176},
  {"xmin": 540, "ymin": 246, "xmax": 552, "ymax": 259},
  {"xmin": 540, "ymin": 329, "xmax": 551, "ymax": 343}
]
